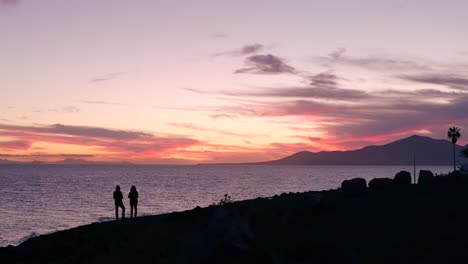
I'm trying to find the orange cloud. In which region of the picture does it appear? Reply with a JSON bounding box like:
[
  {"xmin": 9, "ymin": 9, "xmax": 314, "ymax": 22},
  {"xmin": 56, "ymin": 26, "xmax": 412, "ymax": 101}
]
[{"xmin": 0, "ymin": 123, "xmax": 203, "ymax": 163}]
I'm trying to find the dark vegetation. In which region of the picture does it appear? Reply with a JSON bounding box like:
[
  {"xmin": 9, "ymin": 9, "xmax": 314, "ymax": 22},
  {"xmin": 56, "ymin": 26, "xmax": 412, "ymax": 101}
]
[
  {"xmin": 2, "ymin": 170, "xmax": 468, "ymax": 263},
  {"xmin": 216, "ymin": 194, "xmax": 233, "ymax": 206}
]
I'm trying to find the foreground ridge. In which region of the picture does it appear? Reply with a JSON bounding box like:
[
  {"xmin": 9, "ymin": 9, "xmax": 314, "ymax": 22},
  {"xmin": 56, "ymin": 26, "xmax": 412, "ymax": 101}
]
[{"xmin": 2, "ymin": 171, "xmax": 468, "ymax": 264}]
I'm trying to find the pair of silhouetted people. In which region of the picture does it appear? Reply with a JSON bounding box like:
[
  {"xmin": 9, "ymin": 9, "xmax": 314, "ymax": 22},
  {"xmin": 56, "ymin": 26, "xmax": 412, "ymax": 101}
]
[{"xmin": 113, "ymin": 185, "xmax": 139, "ymax": 219}]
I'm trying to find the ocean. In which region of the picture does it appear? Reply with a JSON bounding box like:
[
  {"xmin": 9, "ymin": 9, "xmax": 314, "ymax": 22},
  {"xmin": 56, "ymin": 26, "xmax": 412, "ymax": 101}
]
[{"xmin": 0, "ymin": 164, "xmax": 452, "ymax": 247}]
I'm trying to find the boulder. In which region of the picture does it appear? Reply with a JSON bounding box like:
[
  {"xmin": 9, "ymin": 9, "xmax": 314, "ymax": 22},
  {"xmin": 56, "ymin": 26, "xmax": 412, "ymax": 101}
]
[
  {"xmin": 341, "ymin": 178, "xmax": 367, "ymax": 196},
  {"xmin": 394, "ymin": 171, "xmax": 412, "ymax": 184},
  {"xmin": 368, "ymin": 178, "xmax": 394, "ymax": 190},
  {"xmin": 418, "ymin": 170, "xmax": 434, "ymax": 184}
]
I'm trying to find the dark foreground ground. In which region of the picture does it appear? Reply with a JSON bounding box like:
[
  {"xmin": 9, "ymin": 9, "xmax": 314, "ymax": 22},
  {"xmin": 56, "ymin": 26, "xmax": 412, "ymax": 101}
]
[{"xmin": 2, "ymin": 173, "xmax": 468, "ymax": 264}]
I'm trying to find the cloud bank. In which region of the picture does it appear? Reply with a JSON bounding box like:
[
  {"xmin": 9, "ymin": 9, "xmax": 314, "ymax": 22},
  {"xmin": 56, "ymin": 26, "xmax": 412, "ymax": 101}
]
[{"xmin": 0, "ymin": 123, "xmax": 202, "ymax": 162}]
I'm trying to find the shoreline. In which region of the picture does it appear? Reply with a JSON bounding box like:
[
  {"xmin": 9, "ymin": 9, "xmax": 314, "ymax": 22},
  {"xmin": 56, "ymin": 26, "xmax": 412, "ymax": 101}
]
[
  {"xmin": 0, "ymin": 166, "xmax": 453, "ymax": 248},
  {"xmin": 2, "ymin": 170, "xmax": 468, "ymax": 263}
]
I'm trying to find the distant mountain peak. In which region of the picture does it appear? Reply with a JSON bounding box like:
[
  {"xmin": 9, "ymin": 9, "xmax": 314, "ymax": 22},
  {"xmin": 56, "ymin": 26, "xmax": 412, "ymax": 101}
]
[
  {"xmin": 409, "ymin": 134, "xmax": 428, "ymax": 138},
  {"xmin": 396, "ymin": 134, "xmax": 434, "ymax": 142},
  {"xmin": 381, "ymin": 135, "xmax": 450, "ymax": 148}
]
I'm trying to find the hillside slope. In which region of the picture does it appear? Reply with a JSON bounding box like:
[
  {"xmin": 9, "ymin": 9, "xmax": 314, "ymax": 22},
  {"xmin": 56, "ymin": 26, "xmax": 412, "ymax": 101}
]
[{"xmin": 262, "ymin": 135, "xmax": 468, "ymax": 165}]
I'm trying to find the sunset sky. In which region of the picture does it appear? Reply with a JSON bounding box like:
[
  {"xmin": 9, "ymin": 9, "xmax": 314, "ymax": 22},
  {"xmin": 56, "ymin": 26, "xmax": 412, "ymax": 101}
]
[{"xmin": 1, "ymin": 0, "xmax": 468, "ymax": 164}]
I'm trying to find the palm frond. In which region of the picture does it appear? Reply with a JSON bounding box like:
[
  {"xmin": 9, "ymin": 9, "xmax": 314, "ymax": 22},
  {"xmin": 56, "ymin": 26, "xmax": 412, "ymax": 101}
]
[{"xmin": 448, "ymin": 127, "xmax": 461, "ymax": 140}]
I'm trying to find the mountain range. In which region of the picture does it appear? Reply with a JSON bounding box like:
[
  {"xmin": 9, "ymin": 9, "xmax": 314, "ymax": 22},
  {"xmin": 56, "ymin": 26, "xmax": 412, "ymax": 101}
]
[
  {"xmin": 1, "ymin": 135, "xmax": 467, "ymax": 166},
  {"xmin": 252, "ymin": 135, "xmax": 468, "ymax": 166}
]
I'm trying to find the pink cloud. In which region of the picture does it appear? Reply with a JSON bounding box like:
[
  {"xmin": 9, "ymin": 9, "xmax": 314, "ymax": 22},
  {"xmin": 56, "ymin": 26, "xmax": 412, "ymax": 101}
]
[{"xmin": 0, "ymin": 140, "xmax": 32, "ymax": 150}]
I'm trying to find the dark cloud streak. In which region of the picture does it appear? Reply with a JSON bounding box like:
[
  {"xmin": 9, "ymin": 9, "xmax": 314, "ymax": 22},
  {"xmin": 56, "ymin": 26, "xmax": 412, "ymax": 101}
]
[
  {"xmin": 214, "ymin": 44, "xmax": 264, "ymax": 57},
  {"xmin": 88, "ymin": 72, "xmax": 122, "ymax": 83},
  {"xmin": 309, "ymin": 72, "xmax": 342, "ymax": 87},
  {"xmin": 0, "ymin": 0, "xmax": 20, "ymax": 7},
  {"xmin": 0, "ymin": 123, "xmax": 154, "ymax": 140},
  {"xmin": 399, "ymin": 74, "xmax": 468, "ymax": 90},
  {"xmin": 79, "ymin": 100, "xmax": 126, "ymax": 106},
  {"xmin": 314, "ymin": 49, "xmax": 431, "ymax": 72},
  {"xmin": 223, "ymin": 86, "xmax": 369, "ymax": 101},
  {"xmin": 235, "ymin": 54, "xmax": 297, "ymax": 75}
]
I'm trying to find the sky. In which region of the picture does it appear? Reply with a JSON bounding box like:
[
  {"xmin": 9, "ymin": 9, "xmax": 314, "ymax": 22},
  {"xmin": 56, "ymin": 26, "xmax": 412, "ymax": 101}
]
[{"xmin": 1, "ymin": 0, "xmax": 468, "ymax": 164}]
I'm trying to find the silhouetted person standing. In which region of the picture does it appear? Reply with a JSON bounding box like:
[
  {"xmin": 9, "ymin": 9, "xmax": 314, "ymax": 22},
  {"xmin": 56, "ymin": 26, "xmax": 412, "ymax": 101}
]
[
  {"xmin": 113, "ymin": 185, "xmax": 125, "ymax": 219},
  {"xmin": 128, "ymin": 185, "xmax": 139, "ymax": 218}
]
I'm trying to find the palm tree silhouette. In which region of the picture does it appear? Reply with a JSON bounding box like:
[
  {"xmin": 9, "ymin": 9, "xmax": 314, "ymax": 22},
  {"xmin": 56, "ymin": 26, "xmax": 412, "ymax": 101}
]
[{"xmin": 448, "ymin": 127, "xmax": 461, "ymax": 171}]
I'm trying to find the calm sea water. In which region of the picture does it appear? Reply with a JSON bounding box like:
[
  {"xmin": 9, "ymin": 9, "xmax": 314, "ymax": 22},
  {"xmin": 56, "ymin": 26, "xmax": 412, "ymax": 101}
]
[{"xmin": 0, "ymin": 164, "xmax": 452, "ymax": 247}]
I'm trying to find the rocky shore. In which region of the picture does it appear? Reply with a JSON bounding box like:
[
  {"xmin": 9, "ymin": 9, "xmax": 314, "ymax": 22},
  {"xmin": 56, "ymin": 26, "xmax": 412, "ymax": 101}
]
[{"xmin": 2, "ymin": 170, "xmax": 468, "ymax": 264}]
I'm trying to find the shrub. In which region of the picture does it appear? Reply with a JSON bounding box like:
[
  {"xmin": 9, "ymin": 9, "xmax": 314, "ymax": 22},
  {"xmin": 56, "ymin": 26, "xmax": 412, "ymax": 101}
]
[{"xmin": 217, "ymin": 194, "xmax": 233, "ymax": 205}]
